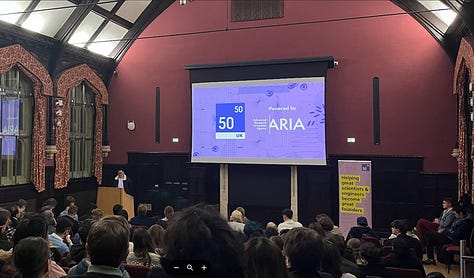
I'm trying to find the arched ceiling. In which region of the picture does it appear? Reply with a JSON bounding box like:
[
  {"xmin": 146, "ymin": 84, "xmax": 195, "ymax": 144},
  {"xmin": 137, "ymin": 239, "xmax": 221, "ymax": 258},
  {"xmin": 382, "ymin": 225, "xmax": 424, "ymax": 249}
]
[{"xmin": 0, "ymin": 0, "xmax": 472, "ymax": 64}]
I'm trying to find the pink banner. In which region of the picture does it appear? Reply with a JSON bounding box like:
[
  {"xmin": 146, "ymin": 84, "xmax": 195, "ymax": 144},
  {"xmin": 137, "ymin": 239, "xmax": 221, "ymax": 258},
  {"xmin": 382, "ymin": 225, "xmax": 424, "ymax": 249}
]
[{"xmin": 338, "ymin": 160, "xmax": 372, "ymax": 239}]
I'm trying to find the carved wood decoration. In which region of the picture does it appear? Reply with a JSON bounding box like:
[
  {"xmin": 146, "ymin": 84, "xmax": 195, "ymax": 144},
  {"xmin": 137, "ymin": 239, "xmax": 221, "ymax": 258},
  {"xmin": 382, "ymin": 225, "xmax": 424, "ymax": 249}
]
[
  {"xmin": 454, "ymin": 37, "xmax": 474, "ymax": 204},
  {"xmin": 0, "ymin": 44, "xmax": 53, "ymax": 192},
  {"xmin": 55, "ymin": 64, "xmax": 108, "ymax": 189}
]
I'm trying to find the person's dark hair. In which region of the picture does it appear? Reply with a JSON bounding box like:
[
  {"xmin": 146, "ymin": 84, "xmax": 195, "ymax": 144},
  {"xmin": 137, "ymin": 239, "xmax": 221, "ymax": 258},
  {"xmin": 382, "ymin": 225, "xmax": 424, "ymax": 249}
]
[
  {"xmin": 318, "ymin": 217, "xmax": 334, "ymax": 232},
  {"xmin": 56, "ymin": 216, "xmax": 73, "ymax": 234},
  {"xmin": 0, "ymin": 208, "xmax": 10, "ymax": 226},
  {"xmin": 112, "ymin": 204, "xmax": 123, "ymax": 215},
  {"xmin": 68, "ymin": 204, "xmax": 78, "ymax": 215},
  {"xmin": 283, "ymin": 227, "xmax": 324, "ymax": 274},
  {"xmin": 87, "ymin": 215, "xmax": 130, "ymax": 267},
  {"xmin": 164, "ymin": 205, "xmax": 174, "ymax": 219},
  {"xmin": 148, "ymin": 224, "xmax": 165, "ymax": 252},
  {"xmin": 43, "ymin": 198, "xmax": 57, "ymax": 208},
  {"xmin": 321, "ymin": 240, "xmax": 342, "ymax": 278},
  {"xmin": 308, "ymin": 222, "xmax": 326, "ymax": 236},
  {"xmin": 244, "ymin": 236, "xmax": 289, "ymax": 278},
  {"xmin": 137, "ymin": 204, "xmax": 148, "ymax": 217},
  {"xmin": 360, "ymin": 242, "xmax": 381, "ymax": 264},
  {"xmin": 426, "ymin": 272, "xmax": 446, "ymax": 278},
  {"xmin": 281, "ymin": 208, "xmax": 293, "ymax": 219},
  {"xmin": 315, "ymin": 213, "xmax": 330, "ymax": 222},
  {"xmin": 64, "ymin": 195, "xmax": 76, "ymax": 207},
  {"xmin": 244, "ymin": 221, "xmax": 264, "ymax": 238},
  {"xmin": 264, "ymin": 226, "xmax": 278, "ymax": 238},
  {"xmin": 454, "ymin": 205, "xmax": 467, "ymax": 215},
  {"xmin": 270, "ymin": 235, "xmax": 284, "ymax": 251},
  {"xmin": 442, "ymin": 197, "xmax": 453, "ymax": 205},
  {"xmin": 78, "ymin": 218, "xmax": 97, "ymax": 244},
  {"xmin": 390, "ymin": 219, "xmax": 408, "ymax": 234},
  {"xmin": 13, "ymin": 237, "xmax": 50, "ymax": 278},
  {"xmin": 13, "ymin": 214, "xmax": 48, "ymax": 246},
  {"xmin": 17, "ymin": 199, "xmax": 28, "ymax": 209},
  {"xmin": 164, "ymin": 205, "xmax": 245, "ymax": 278},
  {"xmin": 91, "ymin": 208, "xmax": 103, "ymax": 219},
  {"xmin": 9, "ymin": 205, "xmax": 19, "ymax": 218},
  {"xmin": 132, "ymin": 228, "xmax": 156, "ymax": 266},
  {"xmin": 118, "ymin": 209, "xmax": 129, "ymax": 220},
  {"xmin": 326, "ymin": 233, "xmax": 346, "ymax": 256}
]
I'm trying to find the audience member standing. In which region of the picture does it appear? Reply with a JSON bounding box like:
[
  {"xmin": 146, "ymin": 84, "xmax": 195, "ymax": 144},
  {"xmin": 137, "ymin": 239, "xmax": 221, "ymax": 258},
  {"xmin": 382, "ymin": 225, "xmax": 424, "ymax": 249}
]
[{"xmin": 277, "ymin": 209, "xmax": 302, "ymax": 234}]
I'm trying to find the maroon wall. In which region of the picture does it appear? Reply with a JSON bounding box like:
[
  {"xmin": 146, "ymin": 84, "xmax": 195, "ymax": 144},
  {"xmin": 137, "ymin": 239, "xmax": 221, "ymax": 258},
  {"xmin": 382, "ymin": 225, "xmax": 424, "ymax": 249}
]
[{"xmin": 106, "ymin": 1, "xmax": 456, "ymax": 173}]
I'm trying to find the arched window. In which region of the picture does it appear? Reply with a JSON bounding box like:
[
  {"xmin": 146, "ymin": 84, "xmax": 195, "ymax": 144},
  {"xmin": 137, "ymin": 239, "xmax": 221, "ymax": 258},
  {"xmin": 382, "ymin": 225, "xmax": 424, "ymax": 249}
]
[
  {"xmin": 69, "ymin": 82, "xmax": 95, "ymax": 178},
  {"xmin": 0, "ymin": 67, "xmax": 33, "ymax": 186}
]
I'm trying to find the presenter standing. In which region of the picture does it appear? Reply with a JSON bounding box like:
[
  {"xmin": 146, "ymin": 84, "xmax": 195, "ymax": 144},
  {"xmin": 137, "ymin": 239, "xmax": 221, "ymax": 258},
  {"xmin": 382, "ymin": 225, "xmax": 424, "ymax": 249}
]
[{"xmin": 115, "ymin": 170, "xmax": 134, "ymax": 196}]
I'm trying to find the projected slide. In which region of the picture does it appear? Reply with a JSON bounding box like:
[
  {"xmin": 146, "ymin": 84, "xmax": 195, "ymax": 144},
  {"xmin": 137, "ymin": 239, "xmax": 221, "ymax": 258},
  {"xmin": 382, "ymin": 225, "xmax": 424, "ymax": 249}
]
[{"xmin": 191, "ymin": 77, "xmax": 326, "ymax": 165}]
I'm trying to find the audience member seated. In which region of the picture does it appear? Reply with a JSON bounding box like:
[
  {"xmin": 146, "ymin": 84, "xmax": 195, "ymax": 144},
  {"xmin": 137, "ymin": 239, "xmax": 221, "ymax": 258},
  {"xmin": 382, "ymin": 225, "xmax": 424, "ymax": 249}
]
[
  {"xmin": 322, "ymin": 238, "xmax": 356, "ymax": 278},
  {"xmin": 387, "ymin": 219, "xmax": 419, "ymax": 241},
  {"xmin": 113, "ymin": 204, "xmax": 123, "ymax": 215},
  {"xmin": 69, "ymin": 219, "xmax": 97, "ymax": 267},
  {"xmin": 13, "ymin": 237, "xmax": 50, "ymax": 278},
  {"xmin": 148, "ymin": 224, "xmax": 165, "ymax": 256},
  {"xmin": 67, "ymin": 215, "xmax": 131, "ymax": 278},
  {"xmin": 17, "ymin": 199, "xmax": 28, "ymax": 218},
  {"xmin": 0, "ymin": 208, "xmax": 12, "ymax": 251},
  {"xmin": 49, "ymin": 216, "xmax": 73, "ymax": 257},
  {"xmin": 308, "ymin": 222, "xmax": 326, "ymax": 237},
  {"xmin": 316, "ymin": 213, "xmax": 343, "ymax": 236},
  {"xmin": 244, "ymin": 221, "xmax": 264, "ymax": 239},
  {"xmin": 346, "ymin": 238, "xmax": 364, "ymax": 265},
  {"xmin": 416, "ymin": 197, "xmax": 455, "ymax": 243},
  {"xmin": 422, "ymin": 205, "xmax": 474, "ymax": 265},
  {"xmin": 60, "ymin": 195, "xmax": 77, "ymax": 219},
  {"xmin": 118, "ymin": 209, "xmax": 129, "ymax": 221},
  {"xmin": 148, "ymin": 205, "xmax": 245, "ymax": 278},
  {"xmin": 359, "ymin": 242, "xmax": 395, "ymax": 278},
  {"xmin": 126, "ymin": 228, "xmax": 160, "ymax": 267},
  {"xmin": 346, "ymin": 216, "xmax": 377, "ymax": 241},
  {"xmin": 130, "ymin": 204, "xmax": 155, "ymax": 228},
  {"xmin": 155, "ymin": 205, "xmax": 174, "ymax": 229},
  {"xmin": 43, "ymin": 198, "xmax": 58, "ymax": 216},
  {"xmin": 277, "ymin": 209, "xmax": 303, "ymax": 234},
  {"xmin": 236, "ymin": 206, "xmax": 250, "ymax": 224},
  {"xmin": 228, "ymin": 210, "xmax": 245, "ymax": 233},
  {"xmin": 383, "ymin": 237, "xmax": 425, "ymax": 276},
  {"xmin": 65, "ymin": 204, "xmax": 80, "ymax": 236},
  {"xmin": 9, "ymin": 205, "xmax": 20, "ymax": 228},
  {"xmin": 265, "ymin": 222, "xmax": 279, "ymax": 238},
  {"xmin": 244, "ymin": 236, "xmax": 289, "ymax": 278},
  {"xmin": 326, "ymin": 233, "xmax": 361, "ymax": 278},
  {"xmin": 13, "ymin": 213, "xmax": 66, "ymax": 278},
  {"xmin": 41, "ymin": 206, "xmax": 57, "ymax": 234},
  {"xmin": 270, "ymin": 235, "xmax": 284, "ymax": 251},
  {"xmin": 283, "ymin": 227, "xmax": 332, "ymax": 278},
  {"xmin": 383, "ymin": 219, "xmax": 423, "ymax": 260}
]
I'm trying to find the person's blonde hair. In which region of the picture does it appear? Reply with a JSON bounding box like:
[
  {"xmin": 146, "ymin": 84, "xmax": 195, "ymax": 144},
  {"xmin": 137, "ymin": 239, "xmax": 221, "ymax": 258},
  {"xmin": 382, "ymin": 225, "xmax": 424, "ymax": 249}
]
[{"xmin": 230, "ymin": 210, "xmax": 243, "ymax": 223}]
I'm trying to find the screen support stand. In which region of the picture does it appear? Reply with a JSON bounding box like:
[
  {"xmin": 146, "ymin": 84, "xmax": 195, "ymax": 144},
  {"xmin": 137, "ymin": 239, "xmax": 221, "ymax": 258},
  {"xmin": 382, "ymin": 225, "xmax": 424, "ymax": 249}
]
[
  {"xmin": 291, "ymin": 165, "xmax": 298, "ymax": 221},
  {"xmin": 219, "ymin": 163, "xmax": 229, "ymax": 219}
]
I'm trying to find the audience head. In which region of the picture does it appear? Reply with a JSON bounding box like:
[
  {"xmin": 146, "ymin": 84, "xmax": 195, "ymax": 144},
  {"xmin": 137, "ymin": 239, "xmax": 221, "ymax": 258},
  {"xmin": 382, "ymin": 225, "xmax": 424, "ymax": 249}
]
[
  {"xmin": 13, "ymin": 214, "xmax": 48, "ymax": 246},
  {"xmin": 346, "ymin": 238, "xmax": 361, "ymax": 250},
  {"xmin": 137, "ymin": 204, "xmax": 148, "ymax": 217},
  {"xmin": 118, "ymin": 209, "xmax": 129, "ymax": 220},
  {"xmin": 164, "ymin": 205, "xmax": 245, "ymax": 278},
  {"xmin": 360, "ymin": 242, "xmax": 381, "ymax": 264},
  {"xmin": 164, "ymin": 205, "xmax": 174, "ymax": 220},
  {"xmin": 148, "ymin": 224, "xmax": 165, "ymax": 251},
  {"xmin": 308, "ymin": 222, "xmax": 325, "ymax": 237},
  {"xmin": 281, "ymin": 208, "xmax": 293, "ymax": 220},
  {"xmin": 244, "ymin": 221, "xmax": 264, "ymax": 238},
  {"xmin": 56, "ymin": 216, "xmax": 73, "ymax": 235},
  {"xmin": 230, "ymin": 210, "xmax": 243, "ymax": 223},
  {"xmin": 264, "ymin": 225, "xmax": 278, "ymax": 238},
  {"xmin": 390, "ymin": 219, "xmax": 408, "ymax": 235},
  {"xmin": 318, "ymin": 217, "xmax": 334, "ymax": 232},
  {"xmin": 78, "ymin": 218, "xmax": 97, "ymax": 244},
  {"xmin": 357, "ymin": 216, "xmax": 368, "ymax": 227},
  {"xmin": 326, "ymin": 233, "xmax": 346, "ymax": 256},
  {"xmin": 87, "ymin": 215, "xmax": 130, "ymax": 267},
  {"xmin": 68, "ymin": 204, "xmax": 78, "ymax": 216},
  {"xmin": 236, "ymin": 206, "xmax": 246, "ymax": 217},
  {"xmin": 10, "ymin": 205, "xmax": 20, "ymax": 219},
  {"xmin": 64, "ymin": 195, "xmax": 76, "ymax": 207},
  {"xmin": 454, "ymin": 205, "xmax": 467, "ymax": 217},
  {"xmin": 442, "ymin": 197, "xmax": 453, "ymax": 208},
  {"xmin": 43, "ymin": 198, "xmax": 57, "ymax": 209},
  {"xmin": 0, "ymin": 208, "xmax": 11, "ymax": 226},
  {"xmin": 112, "ymin": 204, "xmax": 123, "ymax": 215},
  {"xmin": 266, "ymin": 221, "xmax": 277, "ymax": 229},
  {"xmin": 13, "ymin": 237, "xmax": 50, "ymax": 278},
  {"xmin": 91, "ymin": 208, "xmax": 103, "ymax": 219},
  {"xmin": 132, "ymin": 228, "xmax": 156, "ymax": 254},
  {"xmin": 17, "ymin": 199, "xmax": 28, "ymax": 213},
  {"xmin": 270, "ymin": 235, "xmax": 284, "ymax": 251},
  {"xmin": 283, "ymin": 227, "xmax": 324, "ymax": 274},
  {"xmin": 244, "ymin": 236, "xmax": 289, "ymax": 278}
]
